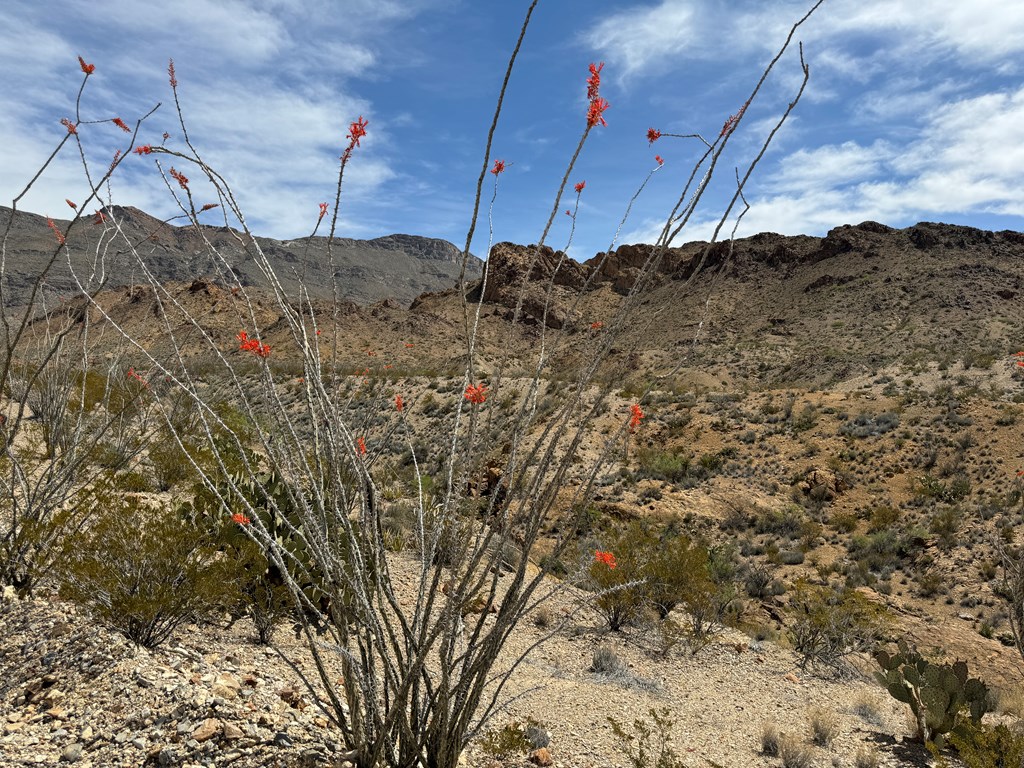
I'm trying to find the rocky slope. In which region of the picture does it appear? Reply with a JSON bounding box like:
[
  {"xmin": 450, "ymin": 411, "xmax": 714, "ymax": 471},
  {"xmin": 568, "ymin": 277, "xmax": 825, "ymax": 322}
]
[{"xmin": 0, "ymin": 206, "xmax": 481, "ymax": 312}]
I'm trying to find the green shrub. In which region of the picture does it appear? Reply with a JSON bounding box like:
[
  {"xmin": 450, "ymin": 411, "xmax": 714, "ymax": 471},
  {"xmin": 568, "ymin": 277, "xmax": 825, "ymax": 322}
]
[
  {"xmin": 789, "ymin": 579, "xmax": 890, "ymax": 670},
  {"xmin": 645, "ymin": 532, "xmax": 711, "ymax": 619},
  {"xmin": 59, "ymin": 496, "xmax": 239, "ymax": 648},
  {"xmin": 940, "ymin": 720, "xmax": 1024, "ymax": 768},
  {"xmin": 634, "ymin": 448, "xmax": 692, "ymax": 483},
  {"xmin": 590, "ymin": 526, "xmax": 650, "ymax": 631},
  {"xmin": 831, "ymin": 509, "xmax": 859, "ymax": 533},
  {"xmin": 478, "ymin": 720, "xmax": 532, "ymax": 761},
  {"xmin": 591, "ymin": 524, "xmax": 736, "ymax": 645},
  {"xmin": 930, "ymin": 507, "xmax": 963, "ymax": 550}
]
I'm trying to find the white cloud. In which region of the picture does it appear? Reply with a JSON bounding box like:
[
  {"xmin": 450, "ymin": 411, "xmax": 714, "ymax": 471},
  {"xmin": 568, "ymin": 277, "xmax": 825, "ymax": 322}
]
[
  {"xmin": 584, "ymin": 0, "xmax": 1024, "ymax": 83},
  {"xmin": 768, "ymin": 140, "xmax": 892, "ymax": 193},
  {"xmin": 623, "ymin": 84, "xmax": 1024, "ymax": 242},
  {"xmin": 581, "ymin": 1, "xmax": 697, "ymax": 81}
]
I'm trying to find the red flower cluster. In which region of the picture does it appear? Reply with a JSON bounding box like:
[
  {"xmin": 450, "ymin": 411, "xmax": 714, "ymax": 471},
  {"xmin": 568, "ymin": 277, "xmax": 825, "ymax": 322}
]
[
  {"xmin": 60, "ymin": 117, "xmax": 77, "ymax": 135},
  {"xmin": 231, "ymin": 512, "xmax": 251, "ymax": 526},
  {"xmin": 168, "ymin": 59, "xmax": 178, "ymax": 88},
  {"xmin": 348, "ymin": 116, "xmax": 368, "ymax": 146},
  {"xmin": 356, "ymin": 436, "xmax": 367, "ymax": 456},
  {"xmin": 594, "ymin": 550, "xmax": 617, "ymax": 569},
  {"xmin": 341, "ymin": 116, "xmax": 369, "ymax": 165},
  {"xmin": 318, "ymin": 202, "xmax": 328, "ymax": 220},
  {"xmin": 93, "ymin": 209, "xmax": 107, "ymax": 226},
  {"xmin": 126, "ymin": 367, "xmax": 150, "ymax": 389},
  {"xmin": 78, "ymin": 56, "xmax": 95, "ymax": 75},
  {"xmin": 237, "ymin": 330, "xmax": 271, "ymax": 359},
  {"xmin": 647, "ymin": 128, "xmax": 661, "ymax": 144},
  {"xmin": 490, "ymin": 159, "xmax": 506, "ymax": 175},
  {"xmin": 586, "ymin": 62, "xmax": 603, "ymax": 100},
  {"xmin": 134, "ymin": 144, "xmax": 153, "ymax": 155},
  {"xmin": 1015, "ymin": 351, "xmax": 1024, "ymax": 367},
  {"xmin": 65, "ymin": 199, "xmax": 77, "ymax": 210},
  {"xmin": 464, "ymin": 384, "xmax": 488, "ymax": 404},
  {"xmin": 47, "ymin": 218, "xmax": 65, "ymax": 245},
  {"xmin": 655, "ymin": 155, "xmax": 664, "ymax": 166},
  {"xmin": 585, "ymin": 62, "xmax": 610, "ymax": 128},
  {"xmin": 590, "ymin": 321, "xmax": 604, "ymax": 330},
  {"xmin": 112, "ymin": 117, "xmax": 131, "ymax": 133},
  {"xmin": 199, "ymin": 203, "xmax": 219, "ymax": 212},
  {"xmin": 169, "ymin": 167, "xmax": 189, "ymax": 191},
  {"xmin": 574, "ymin": 180, "xmax": 586, "ymax": 193},
  {"xmin": 395, "ymin": 394, "xmax": 404, "ymax": 412},
  {"xmin": 587, "ymin": 97, "xmax": 610, "ymax": 128},
  {"xmin": 628, "ymin": 403, "xmax": 644, "ymax": 432}
]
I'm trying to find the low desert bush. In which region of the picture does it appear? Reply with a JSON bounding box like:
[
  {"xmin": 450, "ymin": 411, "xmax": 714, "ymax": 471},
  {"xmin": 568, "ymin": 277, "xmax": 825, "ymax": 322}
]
[
  {"xmin": 478, "ymin": 720, "xmax": 533, "ymax": 761},
  {"xmin": 591, "ymin": 645, "xmax": 624, "ymax": 675},
  {"xmin": 58, "ymin": 495, "xmax": 239, "ymax": 648},
  {"xmin": 937, "ymin": 720, "xmax": 1024, "ymax": 768},
  {"xmin": 789, "ymin": 579, "xmax": 890, "ymax": 670}
]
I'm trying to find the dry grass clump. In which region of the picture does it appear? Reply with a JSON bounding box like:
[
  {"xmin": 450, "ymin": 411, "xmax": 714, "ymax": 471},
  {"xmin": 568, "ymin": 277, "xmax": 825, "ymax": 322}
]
[
  {"xmin": 778, "ymin": 735, "xmax": 815, "ymax": 768},
  {"xmin": 590, "ymin": 645, "xmax": 623, "ymax": 675},
  {"xmin": 808, "ymin": 706, "xmax": 840, "ymax": 747},
  {"xmin": 850, "ymin": 692, "xmax": 884, "ymax": 725},
  {"xmin": 854, "ymin": 746, "xmax": 880, "ymax": 768},
  {"xmin": 532, "ymin": 605, "xmax": 554, "ymax": 629},
  {"xmin": 996, "ymin": 686, "xmax": 1024, "ymax": 718},
  {"xmin": 760, "ymin": 722, "xmax": 782, "ymax": 756}
]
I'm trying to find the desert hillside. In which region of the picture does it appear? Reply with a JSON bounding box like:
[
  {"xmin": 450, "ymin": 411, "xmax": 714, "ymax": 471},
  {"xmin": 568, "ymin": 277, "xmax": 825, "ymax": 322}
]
[{"xmin": 3, "ymin": 214, "xmax": 1024, "ymax": 768}]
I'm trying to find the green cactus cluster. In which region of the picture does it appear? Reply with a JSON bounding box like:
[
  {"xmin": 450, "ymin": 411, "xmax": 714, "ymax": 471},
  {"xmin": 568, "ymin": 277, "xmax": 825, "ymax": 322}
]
[{"xmin": 874, "ymin": 639, "xmax": 989, "ymax": 747}]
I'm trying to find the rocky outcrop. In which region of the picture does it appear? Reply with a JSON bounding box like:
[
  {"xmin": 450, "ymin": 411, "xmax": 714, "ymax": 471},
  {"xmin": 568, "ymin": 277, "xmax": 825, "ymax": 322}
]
[{"xmin": 480, "ymin": 243, "xmax": 588, "ymax": 329}]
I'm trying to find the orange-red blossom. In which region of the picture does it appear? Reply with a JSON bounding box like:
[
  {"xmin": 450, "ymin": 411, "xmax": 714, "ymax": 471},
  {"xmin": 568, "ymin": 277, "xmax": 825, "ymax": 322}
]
[
  {"xmin": 464, "ymin": 384, "xmax": 488, "ymax": 404},
  {"xmin": 237, "ymin": 330, "xmax": 271, "ymax": 359},
  {"xmin": 629, "ymin": 403, "xmax": 644, "ymax": 432},
  {"xmin": 594, "ymin": 550, "xmax": 617, "ymax": 569}
]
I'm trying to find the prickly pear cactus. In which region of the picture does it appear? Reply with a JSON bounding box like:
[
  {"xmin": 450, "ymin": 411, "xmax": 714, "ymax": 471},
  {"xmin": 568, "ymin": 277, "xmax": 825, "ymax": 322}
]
[{"xmin": 874, "ymin": 639, "xmax": 990, "ymax": 745}]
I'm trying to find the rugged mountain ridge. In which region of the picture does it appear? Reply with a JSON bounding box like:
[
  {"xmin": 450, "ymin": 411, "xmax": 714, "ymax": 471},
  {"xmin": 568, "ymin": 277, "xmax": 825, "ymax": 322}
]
[
  {"xmin": 8, "ymin": 207, "xmax": 1024, "ymax": 388},
  {"xmin": 0, "ymin": 206, "xmax": 481, "ymax": 311}
]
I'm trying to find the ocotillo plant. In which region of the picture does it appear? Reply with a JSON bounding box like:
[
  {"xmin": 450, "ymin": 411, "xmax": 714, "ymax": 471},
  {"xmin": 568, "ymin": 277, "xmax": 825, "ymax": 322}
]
[{"xmin": 1, "ymin": 3, "xmax": 824, "ymax": 767}]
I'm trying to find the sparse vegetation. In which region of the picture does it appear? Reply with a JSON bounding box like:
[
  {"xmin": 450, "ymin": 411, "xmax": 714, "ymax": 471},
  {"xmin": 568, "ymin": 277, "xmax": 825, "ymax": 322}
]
[
  {"xmin": 608, "ymin": 708, "xmax": 686, "ymax": 768},
  {"xmin": 778, "ymin": 735, "xmax": 815, "ymax": 768}
]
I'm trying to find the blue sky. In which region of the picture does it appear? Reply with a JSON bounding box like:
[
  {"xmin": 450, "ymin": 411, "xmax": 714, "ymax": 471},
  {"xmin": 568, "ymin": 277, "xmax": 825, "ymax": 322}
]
[{"xmin": 1, "ymin": 0, "xmax": 1022, "ymax": 262}]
